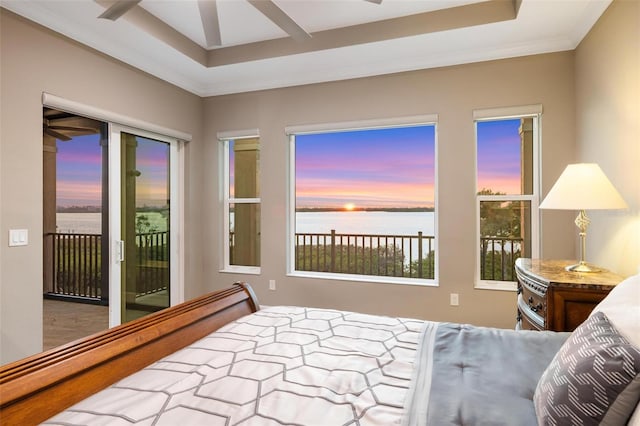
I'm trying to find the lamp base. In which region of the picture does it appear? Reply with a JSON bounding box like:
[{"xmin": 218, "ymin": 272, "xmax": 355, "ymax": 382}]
[{"xmin": 565, "ymin": 261, "xmax": 601, "ymax": 273}]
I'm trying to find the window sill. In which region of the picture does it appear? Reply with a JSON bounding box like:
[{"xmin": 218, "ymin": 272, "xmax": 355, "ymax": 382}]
[
  {"xmin": 288, "ymin": 271, "xmax": 438, "ymax": 287},
  {"xmin": 475, "ymin": 280, "xmax": 517, "ymax": 291},
  {"xmin": 220, "ymin": 266, "xmax": 261, "ymax": 275}
]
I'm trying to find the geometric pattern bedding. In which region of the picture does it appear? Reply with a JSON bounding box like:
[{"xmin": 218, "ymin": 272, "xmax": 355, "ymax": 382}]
[{"xmin": 44, "ymin": 306, "xmax": 427, "ymax": 426}]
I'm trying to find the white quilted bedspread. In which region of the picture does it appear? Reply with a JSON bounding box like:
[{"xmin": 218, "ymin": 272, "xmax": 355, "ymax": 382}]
[{"xmin": 44, "ymin": 306, "xmax": 426, "ymax": 426}]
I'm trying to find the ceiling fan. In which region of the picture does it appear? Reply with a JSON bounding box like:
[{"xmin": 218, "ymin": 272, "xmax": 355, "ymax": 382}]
[
  {"xmin": 98, "ymin": 0, "xmax": 381, "ymax": 48},
  {"xmin": 43, "ymin": 119, "xmax": 72, "ymax": 141}
]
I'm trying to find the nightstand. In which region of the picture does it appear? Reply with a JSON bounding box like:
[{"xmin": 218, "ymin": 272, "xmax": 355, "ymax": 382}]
[{"xmin": 515, "ymin": 258, "xmax": 624, "ymax": 332}]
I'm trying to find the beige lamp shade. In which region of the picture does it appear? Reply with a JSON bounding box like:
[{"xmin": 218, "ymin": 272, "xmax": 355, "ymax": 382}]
[{"xmin": 539, "ymin": 163, "xmax": 627, "ymax": 210}]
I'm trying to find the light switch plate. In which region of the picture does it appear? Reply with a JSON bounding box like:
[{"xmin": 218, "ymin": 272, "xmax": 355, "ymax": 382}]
[
  {"xmin": 450, "ymin": 293, "xmax": 459, "ymax": 306},
  {"xmin": 9, "ymin": 229, "xmax": 28, "ymax": 247}
]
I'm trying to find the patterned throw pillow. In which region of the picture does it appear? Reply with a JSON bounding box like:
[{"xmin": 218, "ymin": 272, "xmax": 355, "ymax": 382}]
[{"xmin": 534, "ymin": 311, "xmax": 640, "ymax": 425}]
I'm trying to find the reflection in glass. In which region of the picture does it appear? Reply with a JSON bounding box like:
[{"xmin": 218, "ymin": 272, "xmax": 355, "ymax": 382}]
[{"xmin": 122, "ymin": 133, "xmax": 170, "ymax": 322}]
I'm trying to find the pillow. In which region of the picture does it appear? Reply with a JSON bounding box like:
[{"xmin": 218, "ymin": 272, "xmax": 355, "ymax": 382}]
[
  {"xmin": 590, "ymin": 274, "xmax": 640, "ymax": 349},
  {"xmin": 630, "ymin": 406, "xmax": 640, "ymax": 426},
  {"xmin": 534, "ymin": 311, "xmax": 640, "ymax": 425}
]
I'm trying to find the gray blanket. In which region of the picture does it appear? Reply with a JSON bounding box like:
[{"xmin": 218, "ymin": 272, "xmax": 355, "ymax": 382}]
[{"xmin": 404, "ymin": 323, "xmax": 569, "ymax": 426}]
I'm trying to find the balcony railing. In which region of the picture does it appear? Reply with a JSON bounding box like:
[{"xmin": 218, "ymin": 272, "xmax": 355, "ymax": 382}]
[
  {"xmin": 48, "ymin": 233, "xmax": 103, "ymax": 300},
  {"xmin": 48, "ymin": 230, "xmax": 521, "ymax": 301},
  {"xmin": 45, "ymin": 232, "xmax": 168, "ymax": 301},
  {"xmin": 294, "ymin": 233, "xmax": 523, "ymax": 281},
  {"xmin": 480, "ymin": 236, "xmax": 523, "ymax": 281},
  {"xmin": 230, "ymin": 231, "xmax": 522, "ymax": 281},
  {"xmin": 294, "ymin": 230, "xmax": 435, "ymax": 279}
]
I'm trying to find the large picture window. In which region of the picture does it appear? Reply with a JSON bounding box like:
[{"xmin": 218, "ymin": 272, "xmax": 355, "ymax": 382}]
[
  {"xmin": 221, "ymin": 135, "xmax": 260, "ymax": 273},
  {"xmin": 475, "ymin": 107, "xmax": 540, "ymax": 289},
  {"xmin": 288, "ymin": 119, "xmax": 437, "ymax": 284}
]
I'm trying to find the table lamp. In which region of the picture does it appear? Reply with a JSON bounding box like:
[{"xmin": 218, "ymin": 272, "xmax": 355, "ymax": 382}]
[{"xmin": 539, "ymin": 163, "xmax": 627, "ymax": 272}]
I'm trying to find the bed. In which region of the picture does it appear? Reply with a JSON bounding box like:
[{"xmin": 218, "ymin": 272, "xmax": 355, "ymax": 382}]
[{"xmin": 1, "ymin": 277, "xmax": 639, "ymax": 425}]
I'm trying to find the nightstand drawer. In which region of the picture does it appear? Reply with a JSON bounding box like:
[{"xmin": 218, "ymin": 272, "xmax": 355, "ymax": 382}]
[
  {"xmin": 519, "ymin": 282, "xmax": 546, "ymax": 320},
  {"xmin": 517, "ymin": 293, "xmax": 544, "ymax": 330}
]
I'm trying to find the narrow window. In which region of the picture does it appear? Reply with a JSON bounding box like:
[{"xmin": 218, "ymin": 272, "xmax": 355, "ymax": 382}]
[
  {"xmin": 475, "ymin": 111, "xmax": 540, "ymax": 289},
  {"xmin": 289, "ymin": 121, "xmax": 437, "ymax": 285},
  {"xmin": 221, "ymin": 136, "xmax": 261, "ymax": 273}
]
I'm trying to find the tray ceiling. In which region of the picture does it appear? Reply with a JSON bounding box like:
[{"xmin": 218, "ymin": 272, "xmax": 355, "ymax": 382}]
[{"xmin": 2, "ymin": 0, "xmax": 612, "ymax": 96}]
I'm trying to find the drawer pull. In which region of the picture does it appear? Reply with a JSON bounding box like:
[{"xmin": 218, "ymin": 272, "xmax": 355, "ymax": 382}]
[{"xmin": 527, "ymin": 296, "xmax": 543, "ymax": 313}]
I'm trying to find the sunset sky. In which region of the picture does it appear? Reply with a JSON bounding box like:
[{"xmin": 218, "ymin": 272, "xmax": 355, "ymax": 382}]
[
  {"xmin": 56, "ymin": 134, "xmax": 102, "ymax": 207},
  {"xmin": 56, "ymin": 134, "xmax": 169, "ymax": 208},
  {"xmin": 295, "ymin": 125, "xmax": 436, "ymax": 209},
  {"xmin": 476, "ymin": 118, "xmax": 523, "ymax": 195},
  {"xmin": 58, "ymin": 119, "xmax": 522, "ymax": 209}
]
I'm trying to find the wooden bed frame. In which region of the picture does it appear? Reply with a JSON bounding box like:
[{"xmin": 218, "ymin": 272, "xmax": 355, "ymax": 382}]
[{"xmin": 0, "ymin": 282, "xmax": 259, "ymax": 425}]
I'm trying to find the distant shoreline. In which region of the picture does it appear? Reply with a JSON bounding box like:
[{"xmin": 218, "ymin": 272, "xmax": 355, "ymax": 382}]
[
  {"xmin": 295, "ymin": 207, "xmax": 434, "ymax": 213},
  {"xmin": 58, "ymin": 205, "xmax": 434, "ymax": 213},
  {"xmin": 57, "ymin": 205, "xmax": 167, "ymax": 213}
]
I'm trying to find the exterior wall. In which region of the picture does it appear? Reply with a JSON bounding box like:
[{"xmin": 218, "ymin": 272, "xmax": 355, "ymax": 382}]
[
  {"xmin": 0, "ymin": 11, "xmax": 204, "ymax": 364},
  {"xmin": 203, "ymin": 52, "xmax": 577, "ymax": 329},
  {"xmin": 575, "ymin": 0, "xmax": 640, "ymax": 277}
]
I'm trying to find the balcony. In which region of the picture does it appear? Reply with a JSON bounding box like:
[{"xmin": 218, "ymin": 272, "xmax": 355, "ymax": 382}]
[
  {"xmin": 45, "ymin": 231, "xmax": 521, "ymax": 301},
  {"xmin": 231, "ymin": 231, "xmax": 522, "ymax": 281},
  {"xmin": 44, "ymin": 231, "xmax": 169, "ymax": 303}
]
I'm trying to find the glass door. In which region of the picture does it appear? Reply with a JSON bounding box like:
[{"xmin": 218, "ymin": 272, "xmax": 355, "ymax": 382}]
[
  {"xmin": 42, "ymin": 108, "xmax": 110, "ymax": 350},
  {"xmin": 110, "ymin": 126, "xmax": 180, "ymax": 326}
]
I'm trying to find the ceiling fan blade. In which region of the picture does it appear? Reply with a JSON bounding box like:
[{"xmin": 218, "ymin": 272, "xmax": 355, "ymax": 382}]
[
  {"xmin": 247, "ymin": 0, "xmax": 311, "ymax": 43},
  {"xmin": 198, "ymin": 0, "xmax": 222, "ymax": 47},
  {"xmin": 364, "ymin": 0, "xmax": 383, "ymax": 3},
  {"xmin": 98, "ymin": 0, "xmax": 142, "ymax": 21},
  {"xmin": 43, "ymin": 127, "xmax": 72, "ymax": 142}
]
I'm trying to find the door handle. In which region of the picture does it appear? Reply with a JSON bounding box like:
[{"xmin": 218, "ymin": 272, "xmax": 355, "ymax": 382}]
[{"xmin": 116, "ymin": 240, "xmax": 125, "ymax": 262}]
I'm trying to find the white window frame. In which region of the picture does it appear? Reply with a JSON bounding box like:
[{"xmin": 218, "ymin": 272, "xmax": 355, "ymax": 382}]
[
  {"xmin": 285, "ymin": 115, "xmax": 439, "ymax": 286},
  {"xmin": 473, "ymin": 105, "xmax": 542, "ymax": 291},
  {"xmin": 219, "ymin": 130, "xmax": 261, "ymax": 275}
]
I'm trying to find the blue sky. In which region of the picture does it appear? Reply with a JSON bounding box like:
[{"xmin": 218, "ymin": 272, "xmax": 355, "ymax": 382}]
[
  {"xmin": 476, "ymin": 118, "xmax": 522, "ymax": 195},
  {"xmin": 56, "ymin": 134, "xmax": 168, "ymax": 207},
  {"xmin": 295, "ymin": 125, "xmax": 435, "ymax": 209}
]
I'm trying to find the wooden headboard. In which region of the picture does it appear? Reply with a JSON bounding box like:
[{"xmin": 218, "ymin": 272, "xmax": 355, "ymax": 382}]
[{"xmin": 0, "ymin": 282, "xmax": 260, "ymax": 425}]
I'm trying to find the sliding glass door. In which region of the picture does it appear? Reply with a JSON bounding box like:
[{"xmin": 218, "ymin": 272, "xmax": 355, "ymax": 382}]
[
  {"xmin": 110, "ymin": 126, "xmax": 180, "ymax": 326},
  {"xmin": 42, "ymin": 96, "xmax": 186, "ymax": 342}
]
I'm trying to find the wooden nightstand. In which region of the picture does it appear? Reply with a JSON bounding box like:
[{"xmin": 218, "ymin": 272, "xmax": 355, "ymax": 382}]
[{"xmin": 515, "ymin": 258, "xmax": 624, "ymax": 332}]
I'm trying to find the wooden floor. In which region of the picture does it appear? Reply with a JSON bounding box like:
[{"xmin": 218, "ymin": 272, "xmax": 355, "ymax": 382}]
[
  {"xmin": 42, "ymin": 293, "xmax": 168, "ymax": 351},
  {"xmin": 43, "ymin": 299, "xmax": 109, "ymax": 351}
]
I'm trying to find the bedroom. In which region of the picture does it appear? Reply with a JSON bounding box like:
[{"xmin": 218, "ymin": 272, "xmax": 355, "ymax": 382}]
[
  {"xmin": 1, "ymin": 0, "xmax": 639, "ymax": 423},
  {"xmin": 0, "ymin": 0, "xmax": 638, "ymax": 376}
]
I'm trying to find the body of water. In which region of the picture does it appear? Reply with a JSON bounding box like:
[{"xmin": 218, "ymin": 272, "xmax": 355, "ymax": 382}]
[
  {"xmin": 295, "ymin": 211, "xmax": 434, "ymax": 236},
  {"xmin": 56, "ymin": 213, "xmax": 102, "ymax": 234},
  {"xmin": 56, "ymin": 212, "xmax": 168, "ymax": 234},
  {"xmin": 58, "ymin": 211, "xmax": 435, "ymax": 237}
]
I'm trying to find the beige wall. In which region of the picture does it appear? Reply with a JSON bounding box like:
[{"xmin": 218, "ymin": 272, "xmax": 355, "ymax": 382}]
[
  {"xmin": 0, "ymin": 11, "xmax": 204, "ymax": 364},
  {"xmin": 574, "ymin": 0, "xmax": 640, "ymax": 277},
  {"xmin": 203, "ymin": 52, "xmax": 577, "ymax": 328}
]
